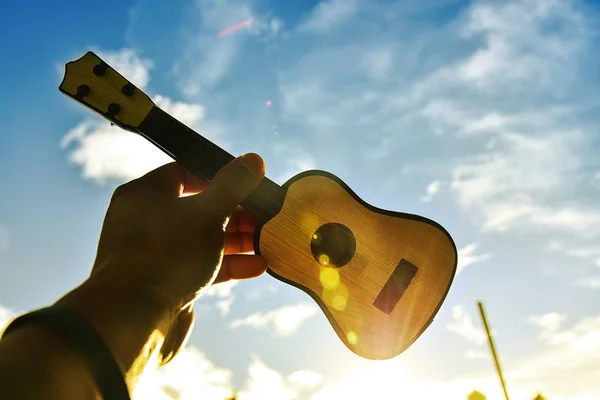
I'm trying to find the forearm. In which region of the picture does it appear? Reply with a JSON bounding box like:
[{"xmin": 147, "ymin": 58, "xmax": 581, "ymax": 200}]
[{"xmin": 0, "ymin": 268, "xmax": 175, "ymax": 399}]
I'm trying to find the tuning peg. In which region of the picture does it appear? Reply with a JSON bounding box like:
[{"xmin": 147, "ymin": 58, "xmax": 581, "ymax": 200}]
[
  {"xmin": 75, "ymin": 85, "xmax": 90, "ymax": 100},
  {"xmin": 93, "ymin": 61, "xmax": 108, "ymax": 76},
  {"xmin": 121, "ymin": 82, "xmax": 135, "ymax": 96},
  {"xmin": 106, "ymin": 103, "xmax": 121, "ymax": 119}
]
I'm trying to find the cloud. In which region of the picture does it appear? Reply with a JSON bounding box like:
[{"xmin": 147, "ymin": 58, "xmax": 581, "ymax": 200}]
[
  {"xmin": 60, "ymin": 48, "xmax": 221, "ymax": 184},
  {"xmin": 465, "ymin": 350, "xmax": 489, "ymax": 360},
  {"xmin": 575, "ymin": 277, "xmax": 600, "ymax": 289},
  {"xmin": 246, "ymin": 283, "xmax": 278, "ymax": 301},
  {"xmin": 509, "ymin": 314, "xmax": 600, "ymax": 398},
  {"xmin": 528, "ymin": 313, "xmax": 574, "ymax": 344},
  {"xmin": 270, "ymin": 145, "xmax": 316, "ymax": 184},
  {"xmin": 130, "ymin": 328, "xmax": 600, "ymax": 400},
  {"xmin": 230, "ymin": 304, "xmax": 317, "ymax": 336},
  {"xmin": 546, "ymin": 240, "xmax": 600, "ymax": 269},
  {"xmin": 133, "ymin": 346, "xmax": 234, "ymax": 400},
  {"xmin": 0, "ymin": 226, "xmax": 8, "ymax": 252},
  {"xmin": 276, "ymin": 0, "xmax": 600, "ymax": 240},
  {"xmin": 202, "ymin": 281, "xmax": 238, "ymax": 317},
  {"xmin": 237, "ymin": 358, "xmax": 297, "ymax": 400},
  {"xmin": 310, "ymin": 360, "xmax": 508, "ymax": 400},
  {"xmin": 287, "ymin": 370, "xmax": 323, "ymax": 389},
  {"xmin": 96, "ymin": 48, "xmax": 153, "ymax": 89},
  {"xmin": 457, "ymin": 242, "xmax": 492, "ymax": 274},
  {"xmin": 60, "ymin": 120, "xmax": 172, "ymax": 183},
  {"xmin": 298, "ymin": 0, "xmax": 357, "ymax": 33},
  {"xmin": 419, "ymin": 179, "xmax": 442, "ymax": 202},
  {"xmin": 0, "ymin": 304, "xmax": 16, "ymax": 333},
  {"xmin": 173, "ymin": 2, "xmax": 256, "ymax": 97},
  {"xmin": 446, "ymin": 305, "xmax": 486, "ymax": 345},
  {"xmin": 422, "ymin": 0, "xmax": 600, "ymax": 235}
]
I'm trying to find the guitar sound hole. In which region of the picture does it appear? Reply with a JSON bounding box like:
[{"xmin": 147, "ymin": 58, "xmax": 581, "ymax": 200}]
[{"xmin": 310, "ymin": 223, "xmax": 356, "ymax": 268}]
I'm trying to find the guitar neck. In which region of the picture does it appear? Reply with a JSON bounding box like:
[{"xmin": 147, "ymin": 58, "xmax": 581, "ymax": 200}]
[{"xmin": 138, "ymin": 106, "xmax": 285, "ymax": 222}]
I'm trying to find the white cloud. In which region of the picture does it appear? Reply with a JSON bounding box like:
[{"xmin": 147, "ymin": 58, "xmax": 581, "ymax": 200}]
[
  {"xmin": 456, "ymin": 0, "xmax": 586, "ymax": 91},
  {"xmin": 546, "ymin": 241, "xmax": 600, "ymax": 265},
  {"xmin": 419, "ymin": 179, "xmax": 442, "ymax": 202},
  {"xmin": 528, "ymin": 313, "xmax": 573, "ymax": 344},
  {"xmin": 273, "ymin": 153, "xmax": 316, "ymax": 184},
  {"xmin": 269, "ymin": 18, "xmax": 283, "ymax": 36},
  {"xmin": 576, "ymin": 277, "xmax": 600, "ymax": 289},
  {"xmin": 0, "ymin": 226, "xmax": 8, "ymax": 252},
  {"xmin": 96, "ymin": 48, "xmax": 153, "ymax": 89},
  {"xmin": 449, "ymin": 130, "xmax": 599, "ymax": 233},
  {"xmin": 203, "ymin": 280, "xmax": 238, "ymax": 298},
  {"xmin": 360, "ymin": 48, "xmax": 394, "ymax": 80},
  {"xmin": 446, "ymin": 305, "xmax": 486, "ymax": 345},
  {"xmin": 174, "ymin": 2, "xmax": 255, "ymax": 97},
  {"xmin": 457, "ymin": 242, "xmax": 492, "ymax": 274},
  {"xmin": 133, "ymin": 346, "xmax": 233, "ymax": 400},
  {"xmin": 230, "ymin": 304, "xmax": 317, "ymax": 336},
  {"xmin": 61, "ymin": 120, "xmax": 173, "ymax": 183},
  {"xmin": 215, "ymin": 297, "xmax": 235, "ymax": 317},
  {"xmin": 420, "ymin": 0, "xmax": 600, "ymax": 235},
  {"xmin": 246, "ymin": 283, "xmax": 278, "ymax": 301},
  {"xmin": 238, "ymin": 358, "xmax": 297, "ymax": 400},
  {"xmin": 510, "ymin": 314, "xmax": 600, "ymax": 398},
  {"xmin": 299, "ymin": 0, "xmax": 357, "ymax": 33},
  {"xmin": 0, "ymin": 304, "xmax": 15, "ymax": 333},
  {"xmin": 465, "ymin": 350, "xmax": 489, "ymax": 360},
  {"xmin": 278, "ymin": 0, "xmax": 600, "ymax": 238},
  {"xmin": 129, "ymin": 330, "xmax": 600, "ymax": 400},
  {"xmin": 311, "ymin": 361, "xmax": 506, "ymax": 400},
  {"xmin": 287, "ymin": 370, "xmax": 323, "ymax": 389},
  {"xmin": 202, "ymin": 281, "xmax": 238, "ymax": 317}
]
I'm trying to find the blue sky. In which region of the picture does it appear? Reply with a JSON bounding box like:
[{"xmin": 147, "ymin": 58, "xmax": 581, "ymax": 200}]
[{"xmin": 2, "ymin": 0, "xmax": 600, "ymax": 398}]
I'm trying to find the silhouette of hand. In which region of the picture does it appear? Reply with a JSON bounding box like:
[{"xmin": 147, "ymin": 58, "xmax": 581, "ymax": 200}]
[{"xmin": 88, "ymin": 153, "xmax": 267, "ymax": 363}]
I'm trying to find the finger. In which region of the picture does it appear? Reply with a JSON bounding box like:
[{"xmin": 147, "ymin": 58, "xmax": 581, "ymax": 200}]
[
  {"xmin": 214, "ymin": 255, "xmax": 268, "ymax": 283},
  {"xmin": 224, "ymin": 232, "xmax": 256, "ymax": 254},
  {"xmin": 180, "ymin": 170, "xmax": 209, "ymax": 197},
  {"xmin": 226, "ymin": 209, "xmax": 258, "ymax": 233},
  {"xmin": 160, "ymin": 305, "xmax": 195, "ymax": 366},
  {"xmin": 135, "ymin": 162, "xmax": 208, "ymax": 197},
  {"xmin": 190, "ymin": 153, "xmax": 265, "ymax": 218}
]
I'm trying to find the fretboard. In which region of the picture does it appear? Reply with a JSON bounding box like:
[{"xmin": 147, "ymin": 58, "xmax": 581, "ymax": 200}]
[{"xmin": 138, "ymin": 106, "xmax": 286, "ymax": 222}]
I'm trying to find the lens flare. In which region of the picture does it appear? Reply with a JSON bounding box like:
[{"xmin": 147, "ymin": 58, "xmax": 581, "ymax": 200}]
[
  {"xmin": 320, "ymin": 267, "xmax": 340, "ymax": 290},
  {"xmin": 347, "ymin": 331, "xmax": 358, "ymax": 345},
  {"xmin": 318, "ymin": 253, "xmax": 330, "ymax": 266},
  {"xmin": 323, "ymin": 282, "xmax": 349, "ymax": 311},
  {"xmin": 216, "ymin": 19, "xmax": 253, "ymax": 37}
]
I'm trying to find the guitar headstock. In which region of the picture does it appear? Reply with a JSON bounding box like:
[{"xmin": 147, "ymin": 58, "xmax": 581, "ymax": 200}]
[{"xmin": 59, "ymin": 51, "xmax": 154, "ymax": 132}]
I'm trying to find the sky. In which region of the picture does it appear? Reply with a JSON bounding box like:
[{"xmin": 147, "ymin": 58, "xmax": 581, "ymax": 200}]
[{"xmin": 1, "ymin": 0, "xmax": 600, "ymax": 398}]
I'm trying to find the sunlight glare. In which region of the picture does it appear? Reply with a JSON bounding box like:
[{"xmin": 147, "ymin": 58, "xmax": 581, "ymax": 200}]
[
  {"xmin": 319, "ymin": 266, "xmax": 339, "ymax": 290},
  {"xmin": 318, "ymin": 253, "xmax": 330, "ymax": 266},
  {"xmin": 346, "ymin": 330, "xmax": 358, "ymax": 346},
  {"xmin": 322, "ymin": 282, "xmax": 348, "ymax": 312}
]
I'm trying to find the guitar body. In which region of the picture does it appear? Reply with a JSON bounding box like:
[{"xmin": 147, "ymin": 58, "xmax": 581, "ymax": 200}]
[
  {"xmin": 59, "ymin": 51, "xmax": 458, "ymax": 360},
  {"xmin": 257, "ymin": 171, "xmax": 457, "ymax": 360}
]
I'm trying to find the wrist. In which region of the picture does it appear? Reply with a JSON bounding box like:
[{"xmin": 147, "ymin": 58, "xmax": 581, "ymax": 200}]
[{"xmin": 55, "ymin": 272, "xmax": 176, "ymax": 388}]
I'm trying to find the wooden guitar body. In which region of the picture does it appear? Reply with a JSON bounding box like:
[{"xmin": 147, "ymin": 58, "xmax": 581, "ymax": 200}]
[
  {"xmin": 59, "ymin": 51, "xmax": 458, "ymax": 360},
  {"xmin": 257, "ymin": 171, "xmax": 457, "ymax": 360}
]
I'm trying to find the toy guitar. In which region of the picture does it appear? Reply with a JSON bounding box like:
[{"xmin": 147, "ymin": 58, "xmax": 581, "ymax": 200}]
[{"xmin": 59, "ymin": 51, "xmax": 457, "ymax": 360}]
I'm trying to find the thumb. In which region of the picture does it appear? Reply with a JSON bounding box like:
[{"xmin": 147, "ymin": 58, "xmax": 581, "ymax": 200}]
[{"xmin": 196, "ymin": 153, "xmax": 265, "ymax": 218}]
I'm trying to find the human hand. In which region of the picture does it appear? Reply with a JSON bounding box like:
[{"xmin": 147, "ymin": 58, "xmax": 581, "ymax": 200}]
[{"xmin": 87, "ymin": 153, "xmax": 267, "ymax": 364}]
